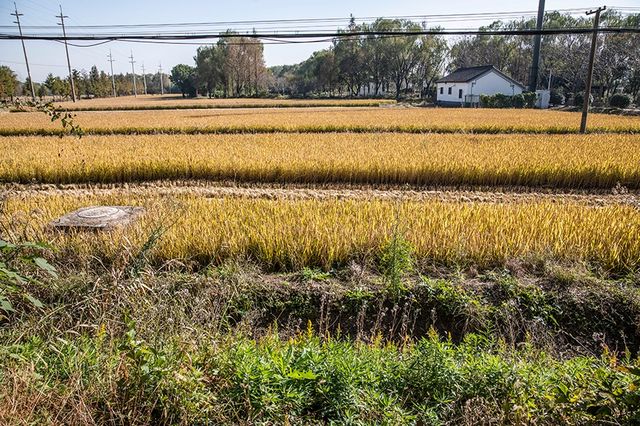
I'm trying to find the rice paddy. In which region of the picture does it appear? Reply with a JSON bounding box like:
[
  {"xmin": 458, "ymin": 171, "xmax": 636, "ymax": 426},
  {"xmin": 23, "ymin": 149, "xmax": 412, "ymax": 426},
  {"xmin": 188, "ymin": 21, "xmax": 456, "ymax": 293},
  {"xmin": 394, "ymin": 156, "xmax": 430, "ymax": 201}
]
[
  {"xmin": 4, "ymin": 193, "xmax": 639, "ymax": 271},
  {"xmin": 3, "ymin": 106, "xmax": 639, "ymax": 135},
  {"xmin": 3, "ymin": 133, "xmax": 640, "ymax": 188},
  {"xmin": 53, "ymin": 94, "xmax": 397, "ymax": 110}
]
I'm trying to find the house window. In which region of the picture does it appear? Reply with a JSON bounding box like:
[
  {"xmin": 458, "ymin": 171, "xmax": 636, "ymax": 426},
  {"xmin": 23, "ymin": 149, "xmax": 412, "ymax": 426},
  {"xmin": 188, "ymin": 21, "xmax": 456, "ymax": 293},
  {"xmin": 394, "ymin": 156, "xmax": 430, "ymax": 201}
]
[
  {"xmin": 448, "ymin": 87, "xmax": 452, "ymax": 95},
  {"xmin": 458, "ymin": 89, "xmax": 463, "ymax": 99},
  {"xmin": 440, "ymin": 87, "xmax": 443, "ymax": 94}
]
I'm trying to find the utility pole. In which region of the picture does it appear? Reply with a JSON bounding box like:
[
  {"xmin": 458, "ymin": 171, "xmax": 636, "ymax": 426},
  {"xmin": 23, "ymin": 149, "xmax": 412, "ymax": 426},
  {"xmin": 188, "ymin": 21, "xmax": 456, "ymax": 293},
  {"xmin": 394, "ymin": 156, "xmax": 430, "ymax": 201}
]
[
  {"xmin": 11, "ymin": 3, "xmax": 35, "ymax": 101},
  {"xmin": 107, "ymin": 50, "xmax": 116, "ymax": 97},
  {"xmin": 580, "ymin": 5, "xmax": 606, "ymax": 134},
  {"xmin": 129, "ymin": 51, "xmax": 137, "ymax": 97},
  {"xmin": 56, "ymin": 5, "xmax": 76, "ymax": 102},
  {"xmin": 141, "ymin": 63, "xmax": 148, "ymax": 95},
  {"xmin": 528, "ymin": 0, "xmax": 545, "ymax": 91},
  {"xmin": 158, "ymin": 63, "xmax": 164, "ymax": 95}
]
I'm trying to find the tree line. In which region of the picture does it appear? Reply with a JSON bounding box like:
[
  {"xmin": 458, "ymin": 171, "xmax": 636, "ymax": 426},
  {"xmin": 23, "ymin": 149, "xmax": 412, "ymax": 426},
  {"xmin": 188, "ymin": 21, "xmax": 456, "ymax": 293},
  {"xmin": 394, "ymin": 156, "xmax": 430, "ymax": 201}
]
[
  {"xmin": 0, "ymin": 65, "xmax": 172, "ymax": 100},
  {"xmin": 1, "ymin": 10, "xmax": 638, "ymax": 103}
]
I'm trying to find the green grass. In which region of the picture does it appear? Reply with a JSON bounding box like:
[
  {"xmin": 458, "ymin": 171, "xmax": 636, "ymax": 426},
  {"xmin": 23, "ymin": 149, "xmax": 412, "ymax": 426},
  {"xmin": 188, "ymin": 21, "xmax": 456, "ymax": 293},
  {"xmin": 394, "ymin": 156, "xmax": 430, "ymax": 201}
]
[{"xmin": 2, "ymin": 329, "xmax": 639, "ymax": 424}]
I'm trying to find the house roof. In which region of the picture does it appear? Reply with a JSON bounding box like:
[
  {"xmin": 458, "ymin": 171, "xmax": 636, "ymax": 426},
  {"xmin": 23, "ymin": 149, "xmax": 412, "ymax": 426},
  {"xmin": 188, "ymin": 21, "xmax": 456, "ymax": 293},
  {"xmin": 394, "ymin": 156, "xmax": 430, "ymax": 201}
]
[{"xmin": 436, "ymin": 65, "xmax": 525, "ymax": 88}]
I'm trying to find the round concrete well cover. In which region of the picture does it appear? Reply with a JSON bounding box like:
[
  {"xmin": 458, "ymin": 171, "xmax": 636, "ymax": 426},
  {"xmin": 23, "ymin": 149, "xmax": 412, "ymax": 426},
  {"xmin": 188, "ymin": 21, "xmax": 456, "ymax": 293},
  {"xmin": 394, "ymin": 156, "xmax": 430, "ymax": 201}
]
[{"xmin": 49, "ymin": 206, "xmax": 145, "ymax": 231}]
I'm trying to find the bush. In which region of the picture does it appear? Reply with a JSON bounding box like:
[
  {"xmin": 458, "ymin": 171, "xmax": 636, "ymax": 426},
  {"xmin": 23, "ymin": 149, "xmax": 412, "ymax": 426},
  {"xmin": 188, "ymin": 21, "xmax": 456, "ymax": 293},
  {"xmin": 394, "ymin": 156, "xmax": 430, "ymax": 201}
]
[
  {"xmin": 480, "ymin": 94, "xmax": 494, "ymax": 108},
  {"xmin": 511, "ymin": 94, "xmax": 525, "ymax": 108},
  {"xmin": 550, "ymin": 91, "xmax": 564, "ymax": 106},
  {"xmin": 573, "ymin": 93, "xmax": 584, "ymax": 106},
  {"xmin": 609, "ymin": 93, "xmax": 631, "ymax": 109},
  {"xmin": 479, "ymin": 93, "xmax": 536, "ymax": 109},
  {"xmin": 493, "ymin": 93, "xmax": 512, "ymax": 108},
  {"xmin": 523, "ymin": 92, "xmax": 537, "ymax": 108}
]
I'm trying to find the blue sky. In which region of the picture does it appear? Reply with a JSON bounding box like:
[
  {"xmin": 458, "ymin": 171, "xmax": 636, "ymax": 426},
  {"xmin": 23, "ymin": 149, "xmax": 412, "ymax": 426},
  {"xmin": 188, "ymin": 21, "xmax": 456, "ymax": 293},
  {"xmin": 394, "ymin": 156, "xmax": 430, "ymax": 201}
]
[{"xmin": 1, "ymin": 0, "xmax": 636, "ymax": 81}]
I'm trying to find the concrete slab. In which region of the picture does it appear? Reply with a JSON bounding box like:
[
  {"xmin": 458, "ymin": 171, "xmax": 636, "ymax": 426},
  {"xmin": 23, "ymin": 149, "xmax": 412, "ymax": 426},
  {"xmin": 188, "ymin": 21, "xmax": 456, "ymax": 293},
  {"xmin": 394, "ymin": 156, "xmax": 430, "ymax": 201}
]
[{"xmin": 49, "ymin": 206, "xmax": 145, "ymax": 231}]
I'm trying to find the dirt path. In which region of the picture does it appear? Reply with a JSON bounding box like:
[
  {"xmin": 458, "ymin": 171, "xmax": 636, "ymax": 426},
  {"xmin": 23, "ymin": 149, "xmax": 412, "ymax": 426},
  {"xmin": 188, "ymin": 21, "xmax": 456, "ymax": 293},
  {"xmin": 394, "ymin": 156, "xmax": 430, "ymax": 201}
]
[{"xmin": 3, "ymin": 181, "xmax": 639, "ymax": 207}]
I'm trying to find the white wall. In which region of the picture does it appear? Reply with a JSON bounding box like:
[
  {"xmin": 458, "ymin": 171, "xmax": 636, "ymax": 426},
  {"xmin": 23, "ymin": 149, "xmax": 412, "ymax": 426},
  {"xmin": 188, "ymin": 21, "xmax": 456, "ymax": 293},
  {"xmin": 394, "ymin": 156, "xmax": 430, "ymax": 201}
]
[
  {"xmin": 436, "ymin": 70, "xmax": 523, "ymax": 104},
  {"xmin": 472, "ymin": 70, "xmax": 523, "ymax": 97},
  {"xmin": 436, "ymin": 82, "xmax": 470, "ymax": 104}
]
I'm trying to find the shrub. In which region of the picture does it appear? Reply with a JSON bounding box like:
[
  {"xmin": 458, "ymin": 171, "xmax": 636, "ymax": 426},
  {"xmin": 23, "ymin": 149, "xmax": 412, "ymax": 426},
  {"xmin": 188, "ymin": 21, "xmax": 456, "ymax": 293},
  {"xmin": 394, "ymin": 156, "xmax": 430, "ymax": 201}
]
[
  {"xmin": 512, "ymin": 94, "xmax": 525, "ymax": 108},
  {"xmin": 493, "ymin": 93, "xmax": 512, "ymax": 108},
  {"xmin": 550, "ymin": 91, "xmax": 564, "ymax": 106},
  {"xmin": 523, "ymin": 92, "xmax": 537, "ymax": 108},
  {"xmin": 609, "ymin": 93, "xmax": 631, "ymax": 109},
  {"xmin": 480, "ymin": 95, "xmax": 494, "ymax": 108}
]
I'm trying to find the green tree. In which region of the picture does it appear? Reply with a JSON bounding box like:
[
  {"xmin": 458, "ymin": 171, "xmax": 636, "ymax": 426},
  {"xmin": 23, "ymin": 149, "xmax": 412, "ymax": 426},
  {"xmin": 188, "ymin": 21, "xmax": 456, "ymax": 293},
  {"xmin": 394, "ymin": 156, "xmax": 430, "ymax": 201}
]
[
  {"xmin": 0, "ymin": 66, "xmax": 19, "ymax": 99},
  {"xmin": 170, "ymin": 64, "xmax": 197, "ymax": 97}
]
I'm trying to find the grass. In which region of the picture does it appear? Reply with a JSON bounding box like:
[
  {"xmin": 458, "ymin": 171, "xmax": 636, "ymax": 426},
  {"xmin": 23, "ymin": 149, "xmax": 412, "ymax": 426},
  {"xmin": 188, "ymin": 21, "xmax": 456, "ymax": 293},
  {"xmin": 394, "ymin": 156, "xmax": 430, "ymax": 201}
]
[
  {"xmin": 1, "ymin": 325, "xmax": 638, "ymax": 424},
  {"xmin": 3, "ymin": 133, "xmax": 639, "ymax": 189},
  {"xmin": 2, "ymin": 107, "xmax": 639, "ymax": 135},
  {"xmin": 3, "ymin": 194, "xmax": 639, "ymax": 272}
]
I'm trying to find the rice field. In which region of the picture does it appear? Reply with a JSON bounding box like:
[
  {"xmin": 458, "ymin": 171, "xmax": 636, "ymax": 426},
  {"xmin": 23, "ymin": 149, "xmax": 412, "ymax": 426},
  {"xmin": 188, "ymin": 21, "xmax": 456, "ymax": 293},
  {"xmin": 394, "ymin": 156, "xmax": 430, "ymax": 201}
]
[
  {"xmin": 4, "ymin": 193, "xmax": 639, "ymax": 271},
  {"xmin": 53, "ymin": 95, "xmax": 396, "ymax": 111},
  {"xmin": 3, "ymin": 133, "xmax": 639, "ymax": 189},
  {"xmin": 2, "ymin": 107, "xmax": 639, "ymax": 135}
]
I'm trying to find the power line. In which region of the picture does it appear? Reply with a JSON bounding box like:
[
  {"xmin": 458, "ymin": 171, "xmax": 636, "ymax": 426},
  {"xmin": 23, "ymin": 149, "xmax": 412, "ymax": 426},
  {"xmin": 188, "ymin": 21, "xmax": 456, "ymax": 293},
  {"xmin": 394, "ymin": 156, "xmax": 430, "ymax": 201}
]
[
  {"xmin": 1, "ymin": 26, "xmax": 638, "ymax": 43},
  {"xmin": 2, "ymin": 7, "xmax": 637, "ymax": 32}
]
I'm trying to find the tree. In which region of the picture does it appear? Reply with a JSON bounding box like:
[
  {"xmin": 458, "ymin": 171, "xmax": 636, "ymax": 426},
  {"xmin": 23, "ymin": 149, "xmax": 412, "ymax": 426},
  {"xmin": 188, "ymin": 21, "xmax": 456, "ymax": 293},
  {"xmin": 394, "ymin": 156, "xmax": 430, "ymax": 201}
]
[
  {"xmin": 0, "ymin": 66, "xmax": 19, "ymax": 99},
  {"xmin": 413, "ymin": 31, "xmax": 448, "ymax": 99},
  {"xmin": 194, "ymin": 45, "xmax": 225, "ymax": 97},
  {"xmin": 333, "ymin": 16, "xmax": 367, "ymax": 97},
  {"xmin": 170, "ymin": 64, "xmax": 197, "ymax": 97}
]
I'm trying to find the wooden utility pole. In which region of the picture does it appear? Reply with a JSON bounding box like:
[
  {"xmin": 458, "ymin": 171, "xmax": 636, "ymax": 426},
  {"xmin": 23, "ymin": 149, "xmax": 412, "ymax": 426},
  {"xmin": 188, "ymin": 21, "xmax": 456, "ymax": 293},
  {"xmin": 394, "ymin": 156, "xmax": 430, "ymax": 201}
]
[
  {"xmin": 129, "ymin": 51, "xmax": 137, "ymax": 97},
  {"xmin": 141, "ymin": 63, "xmax": 148, "ymax": 95},
  {"xmin": 11, "ymin": 3, "xmax": 36, "ymax": 100},
  {"xmin": 56, "ymin": 5, "xmax": 76, "ymax": 102},
  {"xmin": 528, "ymin": 0, "xmax": 545, "ymax": 91},
  {"xmin": 580, "ymin": 5, "xmax": 606, "ymax": 134},
  {"xmin": 107, "ymin": 50, "xmax": 116, "ymax": 97},
  {"xmin": 158, "ymin": 63, "xmax": 164, "ymax": 95}
]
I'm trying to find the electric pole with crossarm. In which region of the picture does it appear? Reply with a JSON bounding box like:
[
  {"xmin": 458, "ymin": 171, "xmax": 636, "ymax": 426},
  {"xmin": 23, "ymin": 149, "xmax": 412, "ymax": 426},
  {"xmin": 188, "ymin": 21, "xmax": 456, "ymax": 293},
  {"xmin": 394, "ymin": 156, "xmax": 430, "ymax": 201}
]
[
  {"xmin": 129, "ymin": 51, "xmax": 137, "ymax": 97},
  {"xmin": 11, "ymin": 3, "xmax": 35, "ymax": 100},
  {"xmin": 56, "ymin": 5, "xmax": 76, "ymax": 102},
  {"xmin": 107, "ymin": 50, "xmax": 116, "ymax": 97}
]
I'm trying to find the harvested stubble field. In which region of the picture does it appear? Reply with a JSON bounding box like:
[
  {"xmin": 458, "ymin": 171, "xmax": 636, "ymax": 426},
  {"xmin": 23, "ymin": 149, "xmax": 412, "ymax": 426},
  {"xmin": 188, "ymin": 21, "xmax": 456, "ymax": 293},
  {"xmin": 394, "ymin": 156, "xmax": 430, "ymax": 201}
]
[
  {"xmin": 3, "ymin": 133, "xmax": 639, "ymax": 189},
  {"xmin": 4, "ymin": 193, "xmax": 639, "ymax": 271},
  {"xmin": 52, "ymin": 95, "xmax": 396, "ymax": 110},
  {"xmin": 3, "ymin": 106, "xmax": 640, "ymax": 135}
]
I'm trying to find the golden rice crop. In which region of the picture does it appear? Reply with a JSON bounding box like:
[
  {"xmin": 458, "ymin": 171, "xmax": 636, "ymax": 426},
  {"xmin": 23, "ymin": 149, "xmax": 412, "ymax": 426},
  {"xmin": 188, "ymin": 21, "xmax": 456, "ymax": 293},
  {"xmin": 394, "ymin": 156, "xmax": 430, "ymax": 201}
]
[
  {"xmin": 53, "ymin": 95, "xmax": 395, "ymax": 110},
  {"xmin": 2, "ymin": 133, "xmax": 639, "ymax": 189},
  {"xmin": 2, "ymin": 107, "xmax": 638, "ymax": 135},
  {"xmin": 4, "ymin": 193, "xmax": 639, "ymax": 271}
]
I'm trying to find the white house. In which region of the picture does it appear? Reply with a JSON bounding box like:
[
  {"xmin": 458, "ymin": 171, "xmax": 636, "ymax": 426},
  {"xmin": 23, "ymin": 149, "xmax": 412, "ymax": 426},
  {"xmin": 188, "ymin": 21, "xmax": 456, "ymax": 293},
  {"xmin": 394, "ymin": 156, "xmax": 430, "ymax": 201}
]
[{"xmin": 436, "ymin": 65, "xmax": 525, "ymax": 106}]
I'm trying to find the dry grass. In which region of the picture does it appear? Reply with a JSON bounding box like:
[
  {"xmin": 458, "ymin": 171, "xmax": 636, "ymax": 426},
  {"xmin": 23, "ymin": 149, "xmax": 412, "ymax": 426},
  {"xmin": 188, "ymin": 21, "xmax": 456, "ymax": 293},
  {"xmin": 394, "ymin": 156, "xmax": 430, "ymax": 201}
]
[
  {"xmin": 54, "ymin": 95, "xmax": 395, "ymax": 110},
  {"xmin": 2, "ymin": 133, "xmax": 638, "ymax": 189},
  {"xmin": 3, "ymin": 193, "xmax": 639, "ymax": 271},
  {"xmin": 2, "ymin": 107, "xmax": 639, "ymax": 135}
]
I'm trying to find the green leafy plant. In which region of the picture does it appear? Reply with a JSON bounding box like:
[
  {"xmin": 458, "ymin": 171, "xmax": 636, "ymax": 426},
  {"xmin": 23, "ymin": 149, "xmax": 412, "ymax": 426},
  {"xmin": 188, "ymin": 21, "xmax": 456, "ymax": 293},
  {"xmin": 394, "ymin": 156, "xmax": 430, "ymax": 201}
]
[
  {"xmin": 0, "ymin": 239, "xmax": 57, "ymax": 317},
  {"xmin": 609, "ymin": 93, "xmax": 631, "ymax": 109},
  {"xmin": 378, "ymin": 223, "xmax": 413, "ymax": 295}
]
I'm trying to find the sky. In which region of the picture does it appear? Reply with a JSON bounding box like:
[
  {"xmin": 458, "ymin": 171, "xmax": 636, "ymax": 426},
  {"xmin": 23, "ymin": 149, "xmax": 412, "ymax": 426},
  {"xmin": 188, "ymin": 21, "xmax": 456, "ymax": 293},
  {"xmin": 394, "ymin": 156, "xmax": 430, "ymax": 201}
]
[{"xmin": 1, "ymin": 0, "xmax": 637, "ymax": 82}]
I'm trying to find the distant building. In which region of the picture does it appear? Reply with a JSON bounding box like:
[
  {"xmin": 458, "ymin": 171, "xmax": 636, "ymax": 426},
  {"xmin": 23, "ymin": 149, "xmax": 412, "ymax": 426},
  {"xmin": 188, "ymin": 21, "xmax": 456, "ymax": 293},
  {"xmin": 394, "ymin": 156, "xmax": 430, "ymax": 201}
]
[{"xmin": 436, "ymin": 65, "xmax": 525, "ymax": 106}]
